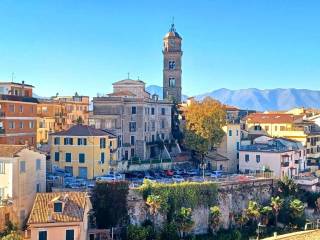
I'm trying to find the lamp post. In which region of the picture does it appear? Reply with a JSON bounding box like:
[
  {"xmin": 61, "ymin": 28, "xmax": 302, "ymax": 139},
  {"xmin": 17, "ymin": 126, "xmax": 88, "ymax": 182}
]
[{"xmin": 200, "ymin": 161, "xmax": 207, "ymax": 181}]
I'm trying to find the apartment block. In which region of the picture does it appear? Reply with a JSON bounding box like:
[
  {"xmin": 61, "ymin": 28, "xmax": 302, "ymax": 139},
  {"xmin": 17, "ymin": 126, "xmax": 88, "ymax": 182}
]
[
  {"xmin": 0, "ymin": 145, "xmax": 46, "ymax": 230},
  {"xmin": 50, "ymin": 124, "xmax": 117, "ymax": 179},
  {"xmin": 90, "ymin": 79, "xmax": 172, "ymax": 161},
  {"xmin": 0, "ymin": 81, "xmax": 38, "ymax": 146}
]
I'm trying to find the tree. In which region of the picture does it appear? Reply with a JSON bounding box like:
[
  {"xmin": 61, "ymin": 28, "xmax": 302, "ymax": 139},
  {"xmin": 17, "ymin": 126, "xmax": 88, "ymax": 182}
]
[
  {"xmin": 146, "ymin": 194, "xmax": 162, "ymax": 228},
  {"xmin": 278, "ymin": 176, "xmax": 298, "ymax": 197},
  {"xmin": 1, "ymin": 231, "xmax": 23, "ymax": 240},
  {"xmin": 127, "ymin": 225, "xmax": 149, "ymax": 240},
  {"xmin": 175, "ymin": 207, "xmax": 194, "ymax": 238},
  {"xmin": 245, "ymin": 201, "xmax": 261, "ymax": 224},
  {"xmin": 91, "ymin": 181, "xmax": 129, "ymax": 228},
  {"xmin": 76, "ymin": 116, "xmax": 84, "ymax": 124},
  {"xmin": 184, "ymin": 97, "xmax": 226, "ymax": 163},
  {"xmin": 209, "ymin": 206, "xmax": 221, "ymax": 233},
  {"xmin": 260, "ymin": 206, "xmax": 272, "ymax": 225},
  {"xmin": 289, "ymin": 199, "xmax": 305, "ymax": 218},
  {"xmin": 171, "ymin": 103, "xmax": 183, "ymax": 143},
  {"xmin": 270, "ymin": 196, "xmax": 284, "ymax": 226}
]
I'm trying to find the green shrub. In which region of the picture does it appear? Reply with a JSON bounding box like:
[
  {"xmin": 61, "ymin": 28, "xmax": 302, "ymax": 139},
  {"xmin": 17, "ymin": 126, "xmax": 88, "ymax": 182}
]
[{"xmin": 159, "ymin": 222, "xmax": 180, "ymax": 240}]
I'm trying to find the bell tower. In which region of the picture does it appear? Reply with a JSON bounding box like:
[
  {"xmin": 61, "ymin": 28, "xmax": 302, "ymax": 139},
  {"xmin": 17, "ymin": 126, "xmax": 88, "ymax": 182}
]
[{"xmin": 163, "ymin": 23, "xmax": 182, "ymax": 103}]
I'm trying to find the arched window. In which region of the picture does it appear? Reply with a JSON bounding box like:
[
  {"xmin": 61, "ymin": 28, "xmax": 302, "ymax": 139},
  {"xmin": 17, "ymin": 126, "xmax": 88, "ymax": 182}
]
[{"xmin": 169, "ymin": 77, "xmax": 176, "ymax": 87}]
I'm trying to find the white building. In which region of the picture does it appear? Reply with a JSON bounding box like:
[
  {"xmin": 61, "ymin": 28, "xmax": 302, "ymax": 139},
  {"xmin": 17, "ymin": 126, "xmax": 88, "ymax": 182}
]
[
  {"xmin": 0, "ymin": 145, "xmax": 46, "ymax": 230},
  {"xmin": 239, "ymin": 137, "xmax": 306, "ymax": 178}
]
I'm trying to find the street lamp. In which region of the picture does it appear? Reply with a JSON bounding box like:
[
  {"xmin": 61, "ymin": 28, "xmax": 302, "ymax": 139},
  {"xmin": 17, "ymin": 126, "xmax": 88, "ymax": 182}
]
[{"xmin": 200, "ymin": 161, "xmax": 207, "ymax": 181}]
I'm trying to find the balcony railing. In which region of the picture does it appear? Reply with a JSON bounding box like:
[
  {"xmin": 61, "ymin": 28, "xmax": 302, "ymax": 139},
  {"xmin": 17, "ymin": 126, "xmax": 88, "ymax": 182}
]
[{"xmin": 0, "ymin": 197, "xmax": 13, "ymax": 207}]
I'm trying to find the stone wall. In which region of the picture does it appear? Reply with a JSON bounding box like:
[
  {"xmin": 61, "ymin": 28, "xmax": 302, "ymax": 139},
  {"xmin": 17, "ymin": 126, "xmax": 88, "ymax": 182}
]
[{"xmin": 127, "ymin": 179, "xmax": 275, "ymax": 234}]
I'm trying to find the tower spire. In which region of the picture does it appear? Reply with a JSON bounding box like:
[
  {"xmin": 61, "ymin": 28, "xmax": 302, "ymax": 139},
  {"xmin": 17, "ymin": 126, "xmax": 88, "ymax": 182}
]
[{"xmin": 170, "ymin": 17, "xmax": 176, "ymax": 32}]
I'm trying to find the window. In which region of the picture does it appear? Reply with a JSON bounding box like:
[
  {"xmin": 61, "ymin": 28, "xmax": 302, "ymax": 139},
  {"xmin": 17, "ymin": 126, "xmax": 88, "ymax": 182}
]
[
  {"xmin": 54, "ymin": 152, "xmax": 60, "ymax": 162},
  {"xmin": 151, "ymin": 108, "xmax": 155, "ymax": 115},
  {"xmin": 36, "ymin": 183, "xmax": 41, "ymax": 193},
  {"xmin": 19, "ymin": 105, "xmax": 23, "ymax": 112},
  {"xmin": 54, "ymin": 137, "xmax": 60, "ymax": 145},
  {"xmin": 20, "ymin": 210, "xmax": 25, "ymax": 225},
  {"xmin": 144, "ymin": 122, "xmax": 147, "ymax": 132},
  {"xmin": 19, "ymin": 121, "xmax": 24, "ymax": 129},
  {"xmin": 130, "ymin": 148, "xmax": 135, "ymax": 158},
  {"xmin": 129, "ymin": 122, "xmax": 136, "ymax": 132},
  {"xmin": 38, "ymin": 231, "xmax": 47, "ymax": 240},
  {"xmin": 20, "ymin": 161, "xmax": 26, "ymax": 173},
  {"xmin": 236, "ymin": 130, "xmax": 239, "ymax": 136},
  {"xmin": 66, "ymin": 229, "xmax": 74, "ymax": 240},
  {"xmin": 64, "ymin": 138, "xmax": 73, "ymax": 145},
  {"xmin": 229, "ymin": 130, "xmax": 232, "ymax": 136},
  {"xmin": 54, "ymin": 202, "xmax": 63, "ymax": 212},
  {"xmin": 9, "ymin": 121, "xmax": 15, "ymax": 129},
  {"xmin": 100, "ymin": 152, "xmax": 105, "ymax": 164},
  {"xmin": 280, "ymin": 126, "xmax": 285, "ymax": 131},
  {"xmin": 151, "ymin": 121, "xmax": 155, "ymax": 131},
  {"xmin": 236, "ymin": 142, "xmax": 240, "ymax": 150},
  {"xmin": 245, "ymin": 154, "xmax": 250, "ymax": 162},
  {"xmin": 131, "ymin": 136, "xmax": 135, "ymax": 145},
  {"xmin": 110, "ymin": 141, "xmax": 113, "ymax": 147},
  {"xmin": 65, "ymin": 166, "xmax": 73, "ymax": 175},
  {"xmin": 0, "ymin": 161, "xmax": 5, "ymax": 174},
  {"xmin": 169, "ymin": 61, "xmax": 176, "ymax": 70},
  {"xmin": 131, "ymin": 106, "xmax": 137, "ymax": 114},
  {"xmin": 254, "ymin": 125, "xmax": 261, "ymax": 131},
  {"xmin": 29, "ymin": 121, "xmax": 34, "ymax": 129},
  {"xmin": 161, "ymin": 108, "xmax": 166, "ymax": 115},
  {"xmin": 265, "ymin": 126, "xmax": 269, "ymax": 131},
  {"xmin": 78, "ymin": 138, "xmax": 87, "ymax": 145},
  {"xmin": 256, "ymin": 155, "xmax": 261, "ymax": 163},
  {"xmin": 100, "ymin": 138, "xmax": 106, "ymax": 148},
  {"xmin": 169, "ymin": 77, "xmax": 176, "ymax": 87},
  {"xmin": 274, "ymin": 126, "xmax": 278, "ymax": 131},
  {"xmin": 65, "ymin": 153, "xmax": 72, "ymax": 162},
  {"xmin": 36, "ymin": 159, "xmax": 41, "ymax": 170},
  {"xmin": 161, "ymin": 119, "xmax": 165, "ymax": 129},
  {"xmin": 9, "ymin": 104, "xmax": 14, "ymax": 112},
  {"xmin": 79, "ymin": 153, "xmax": 85, "ymax": 163}
]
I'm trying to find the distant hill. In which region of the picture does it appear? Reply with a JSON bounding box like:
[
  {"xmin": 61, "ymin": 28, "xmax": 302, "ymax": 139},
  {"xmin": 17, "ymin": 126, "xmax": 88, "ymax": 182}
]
[{"xmin": 146, "ymin": 85, "xmax": 320, "ymax": 111}]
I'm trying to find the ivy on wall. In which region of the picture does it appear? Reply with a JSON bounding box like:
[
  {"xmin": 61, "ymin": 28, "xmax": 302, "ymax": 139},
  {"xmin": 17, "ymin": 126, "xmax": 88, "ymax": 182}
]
[{"xmin": 138, "ymin": 180, "xmax": 218, "ymax": 220}]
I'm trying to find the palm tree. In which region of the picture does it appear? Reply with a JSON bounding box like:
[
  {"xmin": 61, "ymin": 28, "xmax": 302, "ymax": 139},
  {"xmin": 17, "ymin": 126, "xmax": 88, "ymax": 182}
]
[
  {"xmin": 246, "ymin": 201, "xmax": 261, "ymax": 224},
  {"xmin": 175, "ymin": 207, "xmax": 194, "ymax": 239},
  {"xmin": 289, "ymin": 199, "xmax": 305, "ymax": 218},
  {"xmin": 209, "ymin": 206, "xmax": 221, "ymax": 234},
  {"xmin": 260, "ymin": 206, "xmax": 272, "ymax": 225},
  {"xmin": 271, "ymin": 196, "xmax": 284, "ymax": 226},
  {"xmin": 146, "ymin": 194, "xmax": 162, "ymax": 229}
]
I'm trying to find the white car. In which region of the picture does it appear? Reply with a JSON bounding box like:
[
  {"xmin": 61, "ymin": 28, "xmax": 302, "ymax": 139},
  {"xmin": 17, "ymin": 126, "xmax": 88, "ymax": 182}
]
[
  {"xmin": 96, "ymin": 174, "xmax": 117, "ymax": 182},
  {"xmin": 172, "ymin": 175, "xmax": 184, "ymax": 182}
]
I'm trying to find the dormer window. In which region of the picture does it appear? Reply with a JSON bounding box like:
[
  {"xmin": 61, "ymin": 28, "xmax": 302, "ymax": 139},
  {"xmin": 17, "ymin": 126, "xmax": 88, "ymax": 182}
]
[{"xmin": 54, "ymin": 202, "xmax": 63, "ymax": 213}]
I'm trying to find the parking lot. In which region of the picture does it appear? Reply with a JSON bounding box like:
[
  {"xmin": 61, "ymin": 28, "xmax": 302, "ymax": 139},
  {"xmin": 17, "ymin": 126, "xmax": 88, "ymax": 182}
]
[{"xmin": 47, "ymin": 166, "xmax": 265, "ymax": 191}]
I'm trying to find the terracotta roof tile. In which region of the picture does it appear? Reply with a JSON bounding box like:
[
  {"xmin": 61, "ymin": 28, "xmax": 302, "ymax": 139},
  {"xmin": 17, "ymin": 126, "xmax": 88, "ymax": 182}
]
[
  {"xmin": 0, "ymin": 145, "xmax": 27, "ymax": 157},
  {"xmin": 28, "ymin": 192, "xmax": 88, "ymax": 224},
  {"xmin": 108, "ymin": 90, "xmax": 136, "ymax": 97},
  {"xmin": 246, "ymin": 113, "xmax": 303, "ymax": 124}
]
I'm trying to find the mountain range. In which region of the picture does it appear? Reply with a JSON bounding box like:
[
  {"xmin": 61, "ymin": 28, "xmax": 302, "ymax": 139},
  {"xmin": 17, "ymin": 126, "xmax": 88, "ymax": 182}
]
[{"xmin": 146, "ymin": 85, "xmax": 320, "ymax": 111}]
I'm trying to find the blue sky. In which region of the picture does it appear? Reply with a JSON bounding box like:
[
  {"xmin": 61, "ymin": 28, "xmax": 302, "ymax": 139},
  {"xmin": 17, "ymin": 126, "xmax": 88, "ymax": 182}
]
[{"xmin": 0, "ymin": 0, "xmax": 320, "ymax": 97}]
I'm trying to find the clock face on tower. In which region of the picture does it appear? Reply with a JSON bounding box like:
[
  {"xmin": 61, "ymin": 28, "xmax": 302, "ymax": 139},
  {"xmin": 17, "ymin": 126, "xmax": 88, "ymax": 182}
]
[{"xmin": 169, "ymin": 39, "xmax": 175, "ymax": 47}]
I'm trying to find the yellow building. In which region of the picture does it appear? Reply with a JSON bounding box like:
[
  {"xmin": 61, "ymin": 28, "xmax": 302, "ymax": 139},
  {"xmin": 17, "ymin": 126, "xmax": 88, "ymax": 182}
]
[
  {"xmin": 0, "ymin": 145, "xmax": 46, "ymax": 230},
  {"xmin": 26, "ymin": 191, "xmax": 91, "ymax": 240},
  {"xmin": 50, "ymin": 124, "xmax": 118, "ymax": 179}
]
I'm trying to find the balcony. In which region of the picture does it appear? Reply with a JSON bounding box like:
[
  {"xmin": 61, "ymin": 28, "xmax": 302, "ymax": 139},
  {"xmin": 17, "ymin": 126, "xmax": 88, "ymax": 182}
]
[
  {"xmin": 281, "ymin": 162, "xmax": 289, "ymax": 167},
  {"xmin": 0, "ymin": 197, "xmax": 13, "ymax": 207}
]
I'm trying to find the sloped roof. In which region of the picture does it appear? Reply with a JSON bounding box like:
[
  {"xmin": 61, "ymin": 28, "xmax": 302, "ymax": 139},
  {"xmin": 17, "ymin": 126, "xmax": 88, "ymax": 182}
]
[
  {"xmin": 0, "ymin": 145, "xmax": 27, "ymax": 157},
  {"xmin": 108, "ymin": 90, "xmax": 136, "ymax": 97},
  {"xmin": 246, "ymin": 113, "xmax": 303, "ymax": 124},
  {"xmin": 50, "ymin": 124, "xmax": 115, "ymax": 137},
  {"xmin": 0, "ymin": 94, "xmax": 39, "ymax": 103},
  {"xmin": 112, "ymin": 79, "xmax": 145, "ymax": 85},
  {"xmin": 28, "ymin": 192, "xmax": 87, "ymax": 224}
]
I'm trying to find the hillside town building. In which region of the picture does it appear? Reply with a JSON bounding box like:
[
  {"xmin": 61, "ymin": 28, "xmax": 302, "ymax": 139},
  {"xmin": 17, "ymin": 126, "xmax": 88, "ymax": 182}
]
[
  {"xmin": 90, "ymin": 79, "xmax": 172, "ymax": 162},
  {"xmin": 0, "ymin": 82, "xmax": 38, "ymax": 146},
  {"xmin": 0, "ymin": 145, "xmax": 46, "ymax": 230},
  {"xmin": 49, "ymin": 124, "xmax": 117, "ymax": 179}
]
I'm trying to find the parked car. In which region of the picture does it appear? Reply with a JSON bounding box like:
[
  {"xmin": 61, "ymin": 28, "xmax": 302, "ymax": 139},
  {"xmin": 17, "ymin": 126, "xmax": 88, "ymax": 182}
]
[
  {"xmin": 172, "ymin": 175, "xmax": 184, "ymax": 182},
  {"xmin": 165, "ymin": 170, "xmax": 174, "ymax": 176},
  {"xmin": 187, "ymin": 169, "xmax": 198, "ymax": 176},
  {"xmin": 96, "ymin": 174, "xmax": 118, "ymax": 182},
  {"xmin": 144, "ymin": 176, "xmax": 155, "ymax": 181},
  {"xmin": 210, "ymin": 170, "xmax": 224, "ymax": 178}
]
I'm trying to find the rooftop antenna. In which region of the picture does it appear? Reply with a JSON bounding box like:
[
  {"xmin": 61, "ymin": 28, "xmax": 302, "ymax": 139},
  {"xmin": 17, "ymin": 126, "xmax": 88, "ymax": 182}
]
[
  {"xmin": 137, "ymin": 76, "xmax": 140, "ymax": 80},
  {"xmin": 127, "ymin": 72, "xmax": 130, "ymax": 79}
]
